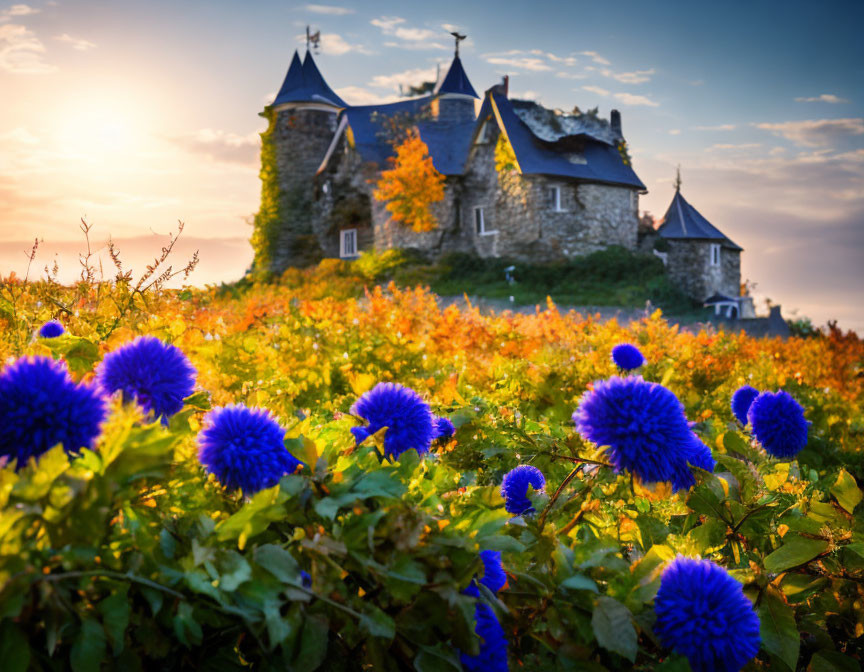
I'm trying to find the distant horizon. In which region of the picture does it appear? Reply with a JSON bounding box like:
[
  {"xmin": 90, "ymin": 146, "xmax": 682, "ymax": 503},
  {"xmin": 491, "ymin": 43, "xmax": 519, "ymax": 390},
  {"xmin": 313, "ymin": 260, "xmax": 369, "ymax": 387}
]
[{"xmin": 1, "ymin": 0, "xmax": 861, "ymax": 332}]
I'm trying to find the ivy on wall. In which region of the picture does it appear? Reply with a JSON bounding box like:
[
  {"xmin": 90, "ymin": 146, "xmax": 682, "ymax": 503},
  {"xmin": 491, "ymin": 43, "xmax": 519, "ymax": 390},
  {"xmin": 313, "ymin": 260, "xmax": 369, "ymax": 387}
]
[{"xmin": 250, "ymin": 108, "xmax": 284, "ymax": 275}]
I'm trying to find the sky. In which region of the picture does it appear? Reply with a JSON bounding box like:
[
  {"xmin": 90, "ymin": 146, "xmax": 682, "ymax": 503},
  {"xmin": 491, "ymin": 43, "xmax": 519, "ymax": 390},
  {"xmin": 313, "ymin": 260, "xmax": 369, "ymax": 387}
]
[{"xmin": 1, "ymin": 0, "xmax": 862, "ymax": 331}]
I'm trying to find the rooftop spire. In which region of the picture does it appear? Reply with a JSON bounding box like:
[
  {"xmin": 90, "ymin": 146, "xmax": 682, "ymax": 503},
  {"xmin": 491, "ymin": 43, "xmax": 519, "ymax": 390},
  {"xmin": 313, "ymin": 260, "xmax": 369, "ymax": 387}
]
[
  {"xmin": 271, "ymin": 48, "xmax": 346, "ymax": 109},
  {"xmin": 450, "ymin": 30, "xmax": 467, "ymax": 57},
  {"xmin": 674, "ymin": 165, "xmax": 682, "ymax": 192},
  {"xmin": 433, "ymin": 49, "xmax": 478, "ymax": 99}
]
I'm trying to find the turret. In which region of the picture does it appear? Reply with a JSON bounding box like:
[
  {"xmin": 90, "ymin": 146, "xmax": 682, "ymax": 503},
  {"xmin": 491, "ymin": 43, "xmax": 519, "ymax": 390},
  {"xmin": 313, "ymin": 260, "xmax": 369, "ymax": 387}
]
[
  {"xmin": 255, "ymin": 50, "xmax": 345, "ymax": 272},
  {"xmin": 431, "ymin": 48, "xmax": 478, "ymax": 123}
]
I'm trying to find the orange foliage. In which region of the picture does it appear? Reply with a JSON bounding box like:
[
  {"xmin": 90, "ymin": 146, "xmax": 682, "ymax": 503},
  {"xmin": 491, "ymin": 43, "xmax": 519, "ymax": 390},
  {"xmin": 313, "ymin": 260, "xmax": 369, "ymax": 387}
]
[{"xmin": 373, "ymin": 130, "xmax": 445, "ymax": 233}]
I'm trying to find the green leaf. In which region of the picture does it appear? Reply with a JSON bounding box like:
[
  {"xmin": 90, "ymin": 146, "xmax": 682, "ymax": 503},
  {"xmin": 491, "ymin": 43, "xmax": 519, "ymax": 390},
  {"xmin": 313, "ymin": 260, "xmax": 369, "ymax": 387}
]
[
  {"xmin": 11, "ymin": 445, "xmax": 69, "ymax": 500},
  {"xmin": 173, "ymin": 602, "xmax": 203, "ymax": 648},
  {"xmin": 98, "ymin": 591, "xmax": 130, "ymax": 656},
  {"xmin": 758, "ymin": 586, "xmax": 799, "ymax": 671},
  {"xmin": 559, "ymin": 574, "xmax": 599, "ymax": 593},
  {"xmin": 360, "ymin": 606, "xmax": 395, "ymax": 640},
  {"xmin": 254, "ymin": 544, "xmax": 301, "ymax": 584},
  {"xmin": 809, "ymin": 650, "xmax": 861, "ymax": 672},
  {"xmin": 0, "ymin": 621, "xmax": 30, "ymax": 672},
  {"xmin": 829, "ymin": 469, "xmax": 862, "ymax": 514},
  {"xmin": 591, "ymin": 596, "xmax": 637, "ymax": 662},
  {"xmin": 40, "ymin": 335, "xmax": 100, "ymax": 375},
  {"xmin": 217, "ymin": 550, "xmax": 252, "ymax": 591},
  {"xmin": 688, "ymin": 518, "xmax": 728, "ymax": 554},
  {"xmin": 70, "ymin": 618, "xmax": 107, "ymax": 672},
  {"xmin": 294, "ymin": 614, "xmax": 329, "ymax": 670},
  {"xmin": 764, "ymin": 535, "xmax": 829, "ymax": 573},
  {"xmin": 414, "ymin": 643, "xmax": 463, "ymax": 672}
]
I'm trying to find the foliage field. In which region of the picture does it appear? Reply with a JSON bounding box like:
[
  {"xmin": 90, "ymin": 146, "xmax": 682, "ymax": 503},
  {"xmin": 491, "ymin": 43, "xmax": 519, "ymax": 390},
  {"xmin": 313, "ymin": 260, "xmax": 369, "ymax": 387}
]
[{"xmin": 1, "ymin": 262, "xmax": 863, "ymax": 671}]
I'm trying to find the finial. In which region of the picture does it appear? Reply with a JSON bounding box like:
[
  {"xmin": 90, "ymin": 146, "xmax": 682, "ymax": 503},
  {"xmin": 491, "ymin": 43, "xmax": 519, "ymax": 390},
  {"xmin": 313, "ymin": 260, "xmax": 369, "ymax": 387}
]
[
  {"xmin": 450, "ymin": 31, "xmax": 467, "ymax": 57},
  {"xmin": 306, "ymin": 26, "xmax": 321, "ymax": 53},
  {"xmin": 673, "ymin": 165, "xmax": 682, "ymax": 192}
]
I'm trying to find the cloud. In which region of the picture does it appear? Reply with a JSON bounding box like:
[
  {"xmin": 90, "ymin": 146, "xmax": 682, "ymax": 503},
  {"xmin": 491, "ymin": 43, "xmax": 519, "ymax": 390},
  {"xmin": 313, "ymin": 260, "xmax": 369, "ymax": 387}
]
[
  {"xmin": 512, "ymin": 90, "xmax": 538, "ymax": 101},
  {"xmin": 296, "ymin": 32, "xmax": 370, "ymax": 55},
  {"xmin": 303, "ymin": 4, "xmax": 354, "ymax": 15},
  {"xmin": 370, "ymin": 16, "xmax": 405, "ymax": 32},
  {"xmin": 707, "ymin": 143, "xmax": 762, "ymax": 151},
  {"xmin": 55, "ymin": 33, "xmax": 97, "ymax": 51},
  {"xmin": 372, "ymin": 16, "xmax": 448, "ymax": 50},
  {"xmin": 794, "ymin": 94, "xmax": 849, "ymax": 104},
  {"xmin": 668, "ymin": 129, "xmax": 681, "ymax": 136},
  {"xmin": 692, "ymin": 124, "xmax": 736, "ymax": 131},
  {"xmin": 0, "ymin": 24, "xmax": 56, "ymax": 74},
  {"xmin": 556, "ymin": 71, "xmax": 587, "ymax": 80},
  {"xmin": 582, "ymin": 85, "xmax": 610, "ymax": 97},
  {"xmin": 335, "ymin": 86, "xmax": 399, "ymax": 105},
  {"xmin": 484, "ymin": 54, "xmax": 552, "ymax": 71},
  {"xmin": 595, "ymin": 67, "xmax": 654, "ymax": 84},
  {"xmin": 0, "ymin": 127, "xmax": 39, "ymax": 143},
  {"xmin": 370, "ymin": 66, "xmax": 437, "ymax": 90},
  {"xmin": 580, "ymin": 50, "xmax": 610, "ymax": 65},
  {"xmin": 173, "ymin": 129, "xmax": 260, "ymax": 165},
  {"xmin": 1, "ymin": 4, "xmax": 40, "ymax": 20},
  {"xmin": 754, "ymin": 118, "xmax": 864, "ymax": 147},
  {"xmin": 613, "ymin": 92, "xmax": 659, "ymax": 107}
]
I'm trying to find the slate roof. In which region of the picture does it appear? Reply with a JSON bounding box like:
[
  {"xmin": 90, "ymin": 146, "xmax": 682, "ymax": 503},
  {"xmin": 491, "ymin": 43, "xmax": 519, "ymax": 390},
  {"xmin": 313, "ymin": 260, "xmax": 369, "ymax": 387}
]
[
  {"xmin": 484, "ymin": 94, "xmax": 646, "ymax": 189},
  {"xmin": 271, "ymin": 50, "xmax": 346, "ymax": 108},
  {"xmin": 335, "ymin": 97, "xmax": 475, "ymax": 175},
  {"xmin": 433, "ymin": 55, "xmax": 479, "ymax": 98},
  {"xmin": 657, "ymin": 190, "xmax": 742, "ymax": 250}
]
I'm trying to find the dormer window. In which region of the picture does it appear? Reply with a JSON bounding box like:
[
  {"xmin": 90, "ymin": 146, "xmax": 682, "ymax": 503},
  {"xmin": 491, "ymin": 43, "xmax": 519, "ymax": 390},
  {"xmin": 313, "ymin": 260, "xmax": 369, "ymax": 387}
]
[
  {"xmin": 475, "ymin": 120, "xmax": 493, "ymax": 145},
  {"xmin": 474, "ymin": 207, "xmax": 496, "ymax": 235},
  {"xmin": 710, "ymin": 243, "xmax": 721, "ymax": 267},
  {"xmin": 547, "ymin": 186, "xmax": 564, "ymax": 212}
]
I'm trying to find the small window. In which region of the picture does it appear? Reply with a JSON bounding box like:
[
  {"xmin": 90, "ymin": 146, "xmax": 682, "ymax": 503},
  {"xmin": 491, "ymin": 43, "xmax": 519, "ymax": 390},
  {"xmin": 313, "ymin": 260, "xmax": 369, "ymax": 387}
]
[
  {"xmin": 340, "ymin": 228, "xmax": 358, "ymax": 258},
  {"xmin": 474, "ymin": 207, "xmax": 496, "ymax": 235},
  {"xmin": 710, "ymin": 243, "xmax": 721, "ymax": 267},
  {"xmin": 547, "ymin": 186, "xmax": 563, "ymax": 212},
  {"xmin": 475, "ymin": 120, "xmax": 493, "ymax": 145}
]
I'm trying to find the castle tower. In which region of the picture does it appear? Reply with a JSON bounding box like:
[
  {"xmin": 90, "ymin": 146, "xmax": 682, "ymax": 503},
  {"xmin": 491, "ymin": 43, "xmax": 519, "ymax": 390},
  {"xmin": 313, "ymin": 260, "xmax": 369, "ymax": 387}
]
[
  {"xmin": 431, "ymin": 49, "xmax": 479, "ymax": 123},
  {"xmin": 253, "ymin": 50, "xmax": 345, "ymax": 272}
]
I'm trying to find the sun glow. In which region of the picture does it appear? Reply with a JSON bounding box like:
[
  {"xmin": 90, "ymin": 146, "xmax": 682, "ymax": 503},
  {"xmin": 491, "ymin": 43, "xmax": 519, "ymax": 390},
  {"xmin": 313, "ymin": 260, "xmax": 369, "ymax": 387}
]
[{"xmin": 55, "ymin": 96, "xmax": 149, "ymax": 157}]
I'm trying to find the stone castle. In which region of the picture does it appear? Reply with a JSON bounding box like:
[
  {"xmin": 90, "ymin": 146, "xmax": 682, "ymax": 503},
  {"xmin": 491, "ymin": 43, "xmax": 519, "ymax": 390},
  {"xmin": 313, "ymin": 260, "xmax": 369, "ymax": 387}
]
[{"xmin": 254, "ymin": 46, "xmax": 743, "ymax": 307}]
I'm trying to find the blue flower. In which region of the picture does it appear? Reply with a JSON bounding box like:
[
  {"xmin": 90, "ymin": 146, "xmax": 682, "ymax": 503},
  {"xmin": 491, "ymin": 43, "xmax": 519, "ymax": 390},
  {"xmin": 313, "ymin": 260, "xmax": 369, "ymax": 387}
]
[
  {"xmin": 300, "ymin": 570, "xmax": 312, "ymax": 589},
  {"xmin": 350, "ymin": 383, "xmax": 436, "ymax": 459},
  {"xmin": 671, "ymin": 434, "xmax": 717, "ymax": 490},
  {"xmin": 434, "ymin": 415, "xmax": 455, "ymax": 440},
  {"xmin": 748, "ymin": 390, "xmax": 808, "ymax": 458},
  {"xmin": 38, "ymin": 320, "xmax": 65, "ymax": 338},
  {"xmin": 500, "ymin": 465, "xmax": 545, "ymax": 515},
  {"xmin": 574, "ymin": 376, "xmax": 701, "ymax": 490},
  {"xmin": 731, "ymin": 385, "xmax": 759, "ymax": 426},
  {"xmin": 479, "ymin": 550, "xmax": 506, "ymax": 593},
  {"xmin": 611, "ymin": 343, "xmax": 645, "ymax": 371},
  {"xmin": 96, "ymin": 336, "xmax": 196, "ymax": 422},
  {"xmin": 0, "ymin": 356, "xmax": 106, "ymax": 468},
  {"xmin": 654, "ymin": 557, "xmax": 760, "ymax": 672},
  {"xmin": 460, "ymin": 601, "xmax": 509, "ymax": 672},
  {"xmin": 198, "ymin": 405, "xmax": 303, "ymax": 494}
]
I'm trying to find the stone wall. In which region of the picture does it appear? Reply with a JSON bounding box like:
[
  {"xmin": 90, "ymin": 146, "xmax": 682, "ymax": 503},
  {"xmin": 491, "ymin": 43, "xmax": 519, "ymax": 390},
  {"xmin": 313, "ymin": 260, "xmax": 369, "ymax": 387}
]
[
  {"xmin": 269, "ymin": 107, "xmax": 339, "ymax": 270},
  {"xmin": 666, "ymin": 240, "xmax": 740, "ymax": 300}
]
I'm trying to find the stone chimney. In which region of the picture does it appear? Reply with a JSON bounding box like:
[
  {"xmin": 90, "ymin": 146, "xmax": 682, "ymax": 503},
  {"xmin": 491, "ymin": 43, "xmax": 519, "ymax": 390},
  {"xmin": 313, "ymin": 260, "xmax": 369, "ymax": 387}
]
[{"xmin": 610, "ymin": 109, "xmax": 622, "ymax": 136}]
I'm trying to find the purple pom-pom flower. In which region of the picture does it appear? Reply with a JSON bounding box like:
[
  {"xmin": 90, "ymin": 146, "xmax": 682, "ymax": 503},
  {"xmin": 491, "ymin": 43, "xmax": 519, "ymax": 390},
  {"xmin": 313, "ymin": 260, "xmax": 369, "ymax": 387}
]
[
  {"xmin": 350, "ymin": 383, "xmax": 436, "ymax": 459},
  {"xmin": 38, "ymin": 320, "xmax": 65, "ymax": 338},
  {"xmin": 654, "ymin": 557, "xmax": 760, "ymax": 672},
  {"xmin": 198, "ymin": 404, "xmax": 303, "ymax": 495},
  {"xmin": 97, "ymin": 336, "xmax": 196, "ymax": 422},
  {"xmin": 748, "ymin": 390, "xmax": 808, "ymax": 458},
  {"xmin": 459, "ymin": 600, "xmax": 508, "ymax": 672},
  {"xmin": 611, "ymin": 343, "xmax": 645, "ymax": 371},
  {"xmin": 479, "ymin": 550, "xmax": 507, "ymax": 593},
  {"xmin": 0, "ymin": 356, "xmax": 106, "ymax": 468},
  {"xmin": 434, "ymin": 415, "xmax": 455, "ymax": 440},
  {"xmin": 731, "ymin": 385, "xmax": 759, "ymax": 426},
  {"xmin": 500, "ymin": 465, "xmax": 545, "ymax": 515},
  {"xmin": 574, "ymin": 376, "xmax": 706, "ymax": 490}
]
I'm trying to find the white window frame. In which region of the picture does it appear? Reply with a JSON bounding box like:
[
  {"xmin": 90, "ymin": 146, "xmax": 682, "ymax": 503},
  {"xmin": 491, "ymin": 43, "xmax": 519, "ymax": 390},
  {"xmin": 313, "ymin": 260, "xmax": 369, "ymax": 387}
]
[
  {"xmin": 548, "ymin": 185, "xmax": 564, "ymax": 212},
  {"xmin": 340, "ymin": 228, "xmax": 358, "ymax": 258},
  {"xmin": 709, "ymin": 243, "xmax": 721, "ymax": 267},
  {"xmin": 474, "ymin": 207, "xmax": 496, "ymax": 235}
]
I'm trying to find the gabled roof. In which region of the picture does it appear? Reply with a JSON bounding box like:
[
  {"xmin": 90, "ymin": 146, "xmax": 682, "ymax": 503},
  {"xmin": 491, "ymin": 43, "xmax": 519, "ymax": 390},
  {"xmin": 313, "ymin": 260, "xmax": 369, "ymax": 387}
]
[
  {"xmin": 319, "ymin": 96, "xmax": 476, "ymax": 176},
  {"xmin": 434, "ymin": 55, "xmax": 478, "ymax": 99},
  {"xmin": 657, "ymin": 190, "xmax": 742, "ymax": 250},
  {"xmin": 271, "ymin": 50, "xmax": 346, "ymax": 109},
  {"xmin": 482, "ymin": 93, "xmax": 645, "ymax": 189}
]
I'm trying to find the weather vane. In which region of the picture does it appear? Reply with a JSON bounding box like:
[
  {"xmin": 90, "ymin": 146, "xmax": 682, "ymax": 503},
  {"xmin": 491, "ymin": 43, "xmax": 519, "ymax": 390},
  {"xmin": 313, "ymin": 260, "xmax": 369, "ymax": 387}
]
[
  {"xmin": 306, "ymin": 26, "xmax": 321, "ymax": 53},
  {"xmin": 674, "ymin": 165, "xmax": 682, "ymax": 192},
  {"xmin": 450, "ymin": 31, "xmax": 466, "ymax": 57}
]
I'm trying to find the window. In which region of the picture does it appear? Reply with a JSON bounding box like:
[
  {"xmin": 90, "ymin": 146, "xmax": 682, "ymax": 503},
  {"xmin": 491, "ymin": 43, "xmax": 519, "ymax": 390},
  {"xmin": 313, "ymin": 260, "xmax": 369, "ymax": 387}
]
[
  {"xmin": 630, "ymin": 190, "xmax": 638, "ymax": 211},
  {"xmin": 475, "ymin": 120, "xmax": 493, "ymax": 145},
  {"xmin": 709, "ymin": 243, "xmax": 721, "ymax": 267},
  {"xmin": 340, "ymin": 228, "xmax": 358, "ymax": 258},
  {"xmin": 474, "ymin": 207, "xmax": 496, "ymax": 235},
  {"xmin": 547, "ymin": 186, "xmax": 563, "ymax": 212}
]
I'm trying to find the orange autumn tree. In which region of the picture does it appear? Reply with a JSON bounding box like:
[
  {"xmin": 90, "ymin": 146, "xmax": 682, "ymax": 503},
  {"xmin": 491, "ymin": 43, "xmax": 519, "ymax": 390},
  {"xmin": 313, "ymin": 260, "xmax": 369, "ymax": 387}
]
[{"xmin": 373, "ymin": 129, "xmax": 445, "ymax": 232}]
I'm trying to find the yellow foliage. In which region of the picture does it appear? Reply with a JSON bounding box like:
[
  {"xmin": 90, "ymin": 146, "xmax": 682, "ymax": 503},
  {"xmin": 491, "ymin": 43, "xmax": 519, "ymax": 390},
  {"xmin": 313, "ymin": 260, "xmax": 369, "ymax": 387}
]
[{"xmin": 373, "ymin": 131, "xmax": 445, "ymax": 233}]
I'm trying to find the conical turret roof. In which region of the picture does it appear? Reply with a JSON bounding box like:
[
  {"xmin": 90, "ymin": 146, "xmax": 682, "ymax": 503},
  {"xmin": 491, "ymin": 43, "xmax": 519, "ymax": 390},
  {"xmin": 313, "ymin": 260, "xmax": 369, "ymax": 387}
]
[
  {"xmin": 271, "ymin": 50, "xmax": 346, "ymax": 108},
  {"xmin": 434, "ymin": 55, "xmax": 478, "ymax": 98},
  {"xmin": 657, "ymin": 190, "xmax": 742, "ymax": 250}
]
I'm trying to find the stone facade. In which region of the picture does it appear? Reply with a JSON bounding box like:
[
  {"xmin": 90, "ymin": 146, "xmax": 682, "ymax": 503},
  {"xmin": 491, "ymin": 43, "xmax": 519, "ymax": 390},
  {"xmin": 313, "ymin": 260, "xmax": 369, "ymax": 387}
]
[{"xmin": 665, "ymin": 240, "xmax": 740, "ymax": 300}]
